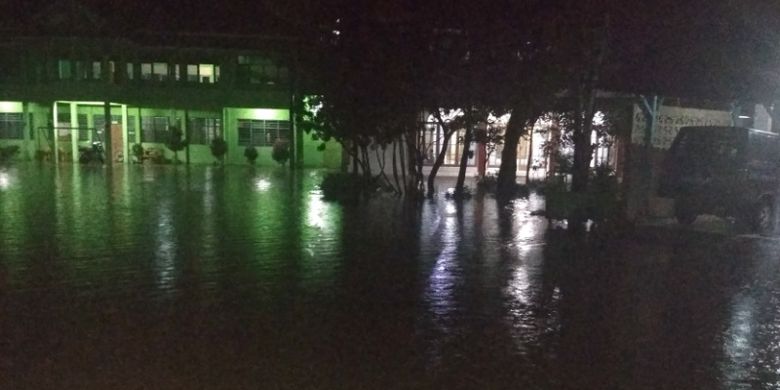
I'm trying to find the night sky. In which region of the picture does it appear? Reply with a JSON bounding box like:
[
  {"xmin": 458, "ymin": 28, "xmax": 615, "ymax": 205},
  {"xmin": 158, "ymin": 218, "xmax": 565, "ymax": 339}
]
[{"xmin": 1, "ymin": 0, "xmax": 779, "ymax": 102}]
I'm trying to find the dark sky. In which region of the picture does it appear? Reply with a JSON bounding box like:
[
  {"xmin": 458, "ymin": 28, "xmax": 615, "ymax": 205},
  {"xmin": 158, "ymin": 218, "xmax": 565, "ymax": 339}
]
[{"xmin": 1, "ymin": 0, "xmax": 778, "ymax": 101}]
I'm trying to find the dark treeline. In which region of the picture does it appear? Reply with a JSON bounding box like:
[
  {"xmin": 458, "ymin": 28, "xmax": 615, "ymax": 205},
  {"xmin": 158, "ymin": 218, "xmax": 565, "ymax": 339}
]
[{"xmin": 283, "ymin": 0, "xmax": 780, "ymax": 203}]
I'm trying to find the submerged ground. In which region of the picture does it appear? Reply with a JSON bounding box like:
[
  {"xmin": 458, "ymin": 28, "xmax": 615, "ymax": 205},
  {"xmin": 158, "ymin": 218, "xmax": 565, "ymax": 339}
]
[{"xmin": 0, "ymin": 164, "xmax": 779, "ymax": 389}]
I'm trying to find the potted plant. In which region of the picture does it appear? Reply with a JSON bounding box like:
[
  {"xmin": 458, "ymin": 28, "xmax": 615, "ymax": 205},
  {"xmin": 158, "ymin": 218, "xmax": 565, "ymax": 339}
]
[
  {"xmin": 271, "ymin": 139, "xmax": 290, "ymax": 166},
  {"xmin": 244, "ymin": 146, "xmax": 259, "ymax": 164},
  {"xmin": 165, "ymin": 126, "xmax": 187, "ymax": 163},
  {"xmin": 131, "ymin": 143, "xmax": 145, "ymax": 164},
  {"xmin": 210, "ymin": 137, "xmax": 228, "ymax": 165}
]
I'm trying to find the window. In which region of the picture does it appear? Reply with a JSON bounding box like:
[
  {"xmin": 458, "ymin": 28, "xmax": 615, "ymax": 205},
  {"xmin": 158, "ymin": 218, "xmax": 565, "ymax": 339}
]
[
  {"xmin": 188, "ymin": 117, "xmax": 222, "ymax": 145},
  {"xmin": 0, "ymin": 113, "xmax": 24, "ymax": 139},
  {"xmin": 198, "ymin": 64, "xmax": 214, "ymax": 83},
  {"xmin": 126, "ymin": 63, "xmax": 134, "ymax": 80},
  {"xmin": 91, "ymin": 61, "xmax": 101, "ymax": 80},
  {"xmin": 141, "ymin": 63, "xmax": 152, "ymax": 80},
  {"xmin": 77, "ymin": 114, "xmax": 88, "ymax": 141},
  {"xmin": 153, "ymin": 63, "xmax": 168, "ymax": 81},
  {"xmin": 237, "ymin": 120, "xmax": 290, "ymax": 147},
  {"xmin": 127, "ymin": 116, "xmax": 136, "ymax": 141},
  {"xmin": 75, "ymin": 61, "xmax": 90, "ymax": 80},
  {"xmin": 93, "ymin": 114, "xmax": 122, "ymax": 131},
  {"xmin": 421, "ymin": 123, "xmax": 475, "ymax": 166},
  {"xmin": 185, "ymin": 64, "xmax": 219, "ymax": 83},
  {"xmin": 237, "ymin": 56, "xmax": 283, "ymax": 85},
  {"xmin": 141, "ymin": 116, "xmax": 169, "ymax": 143},
  {"xmin": 174, "ymin": 64, "xmax": 181, "ymax": 81},
  {"xmin": 58, "ymin": 60, "xmax": 72, "ymax": 80},
  {"xmin": 186, "ymin": 64, "xmax": 198, "ymax": 82}
]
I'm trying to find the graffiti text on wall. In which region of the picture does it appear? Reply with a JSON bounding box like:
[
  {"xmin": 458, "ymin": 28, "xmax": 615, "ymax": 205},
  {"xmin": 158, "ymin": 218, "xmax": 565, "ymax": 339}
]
[{"xmin": 631, "ymin": 105, "xmax": 732, "ymax": 149}]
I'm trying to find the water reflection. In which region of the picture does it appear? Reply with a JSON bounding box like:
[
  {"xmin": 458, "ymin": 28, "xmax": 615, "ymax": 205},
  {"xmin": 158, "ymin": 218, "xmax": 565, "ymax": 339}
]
[
  {"xmin": 153, "ymin": 198, "xmax": 177, "ymax": 294},
  {"xmin": 0, "ymin": 168, "xmax": 12, "ymax": 190},
  {"xmin": 2, "ymin": 164, "xmax": 780, "ymax": 388}
]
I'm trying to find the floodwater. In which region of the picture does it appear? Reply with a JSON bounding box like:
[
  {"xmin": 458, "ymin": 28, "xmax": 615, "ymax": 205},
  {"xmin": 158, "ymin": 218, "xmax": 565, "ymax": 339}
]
[{"xmin": 1, "ymin": 164, "xmax": 780, "ymax": 389}]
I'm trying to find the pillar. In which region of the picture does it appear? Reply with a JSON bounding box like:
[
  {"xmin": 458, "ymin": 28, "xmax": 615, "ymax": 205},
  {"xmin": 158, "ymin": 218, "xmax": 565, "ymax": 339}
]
[
  {"xmin": 22, "ymin": 102, "xmax": 31, "ymax": 160},
  {"xmin": 184, "ymin": 109, "xmax": 190, "ymax": 164},
  {"xmin": 69, "ymin": 102, "xmax": 78, "ymax": 163},
  {"xmin": 121, "ymin": 104, "xmax": 129, "ymax": 163},
  {"xmin": 103, "ymin": 101, "xmax": 112, "ymax": 166},
  {"xmin": 52, "ymin": 102, "xmax": 58, "ymax": 163}
]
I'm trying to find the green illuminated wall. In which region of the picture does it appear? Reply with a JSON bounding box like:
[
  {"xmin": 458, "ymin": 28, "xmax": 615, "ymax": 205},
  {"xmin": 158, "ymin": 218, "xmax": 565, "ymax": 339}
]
[{"xmin": 0, "ymin": 101, "xmax": 342, "ymax": 168}]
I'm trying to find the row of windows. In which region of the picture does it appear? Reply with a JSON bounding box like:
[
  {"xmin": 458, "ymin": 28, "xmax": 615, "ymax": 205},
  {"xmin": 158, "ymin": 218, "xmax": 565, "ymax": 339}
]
[
  {"xmin": 0, "ymin": 113, "xmax": 290, "ymax": 147},
  {"xmin": 58, "ymin": 59, "xmax": 222, "ymax": 84},
  {"xmin": 129, "ymin": 63, "xmax": 220, "ymax": 83},
  {"xmin": 238, "ymin": 120, "xmax": 290, "ymax": 146},
  {"xmin": 54, "ymin": 57, "xmax": 288, "ymax": 85},
  {"xmin": 140, "ymin": 117, "xmax": 223, "ymax": 145},
  {"xmin": 0, "ymin": 113, "xmax": 24, "ymax": 139}
]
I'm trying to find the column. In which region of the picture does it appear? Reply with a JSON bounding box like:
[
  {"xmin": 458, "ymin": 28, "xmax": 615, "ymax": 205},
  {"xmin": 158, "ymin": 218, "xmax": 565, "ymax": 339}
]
[
  {"xmin": 184, "ymin": 109, "xmax": 190, "ymax": 165},
  {"xmin": 22, "ymin": 102, "xmax": 31, "ymax": 160},
  {"xmin": 103, "ymin": 101, "xmax": 112, "ymax": 166},
  {"xmin": 52, "ymin": 102, "xmax": 59, "ymax": 163},
  {"xmin": 121, "ymin": 104, "xmax": 129, "ymax": 163},
  {"xmin": 69, "ymin": 102, "xmax": 78, "ymax": 162}
]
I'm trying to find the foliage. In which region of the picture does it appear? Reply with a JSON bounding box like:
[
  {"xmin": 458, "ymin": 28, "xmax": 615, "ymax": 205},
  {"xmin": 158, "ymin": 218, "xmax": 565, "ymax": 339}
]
[
  {"xmin": 244, "ymin": 146, "xmax": 259, "ymax": 164},
  {"xmin": 320, "ymin": 172, "xmax": 378, "ymax": 203},
  {"xmin": 210, "ymin": 138, "xmax": 228, "ymax": 163},
  {"xmin": 544, "ymin": 165, "xmax": 620, "ymax": 225},
  {"xmin": 271, "ymin": 140, "xmax": 290, "ymax": 166},
  {"xmin": 477, "ymin": 173, "xmax": 530, "ymax": 198},
  {"xmin": 0, "ymin": 145, "xmax": 20, "ymax": 162},
  {"xmin": 131, "ymin": 143, "xmax": 144, "ymax": 163},
  {"xmin": 165, "ymin": 126, "xmax": 187, "ymax": 163}
]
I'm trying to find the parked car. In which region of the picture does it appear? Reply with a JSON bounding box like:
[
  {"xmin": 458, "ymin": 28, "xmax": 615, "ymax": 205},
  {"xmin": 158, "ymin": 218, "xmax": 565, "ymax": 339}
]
[{"xmin": 658, "ymin": 126, "xmax": 780, "ymax": 234}]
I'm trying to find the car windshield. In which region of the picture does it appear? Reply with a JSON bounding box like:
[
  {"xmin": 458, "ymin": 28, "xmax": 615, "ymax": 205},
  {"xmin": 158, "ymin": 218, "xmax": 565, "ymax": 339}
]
[{"xmin": 671, "ymin": 128, "xmax": 743, "ymax": 170}]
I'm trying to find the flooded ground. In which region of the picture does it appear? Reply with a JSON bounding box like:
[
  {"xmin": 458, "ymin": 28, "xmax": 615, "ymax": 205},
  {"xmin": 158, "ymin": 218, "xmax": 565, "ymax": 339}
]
[{"xmin": 1, "ymin": 164, "xmax": 780, "ymax": 389}]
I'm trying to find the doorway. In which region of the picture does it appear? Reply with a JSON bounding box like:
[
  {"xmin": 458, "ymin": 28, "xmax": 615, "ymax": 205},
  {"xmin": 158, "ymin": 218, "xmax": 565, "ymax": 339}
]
[{"xmin": 110, "ymin": 123, "xmax": 123, "ymax": 162}]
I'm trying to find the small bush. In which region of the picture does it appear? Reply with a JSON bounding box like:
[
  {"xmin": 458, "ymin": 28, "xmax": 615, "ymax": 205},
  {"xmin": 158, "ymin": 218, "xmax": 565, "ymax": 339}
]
[
  {"xmin": 131, "ymin": 143, "xmax": 144, "ymax": 163},
  {"xmin": 320, "ymin": 172, "xmax": 377, "ymax": 203},
  {"xmin": 272, "ymin": 140, "xmax": 290, "ymax": 166},
  {"xmin": 210, "ymin": 138, "xmax": 228, "ymax": 164},
  {"xmin": 244, "ymin": 146, "xmax": 259, "ymax": 164},
  {"xmin": 0, "ymin": 145, "xmax": 20, "ymax": 162}
]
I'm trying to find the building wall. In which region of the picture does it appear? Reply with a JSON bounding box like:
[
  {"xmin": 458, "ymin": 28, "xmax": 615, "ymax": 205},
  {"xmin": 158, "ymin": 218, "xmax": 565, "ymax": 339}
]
[{"xmin": 0, "ymin": 36, "xmax": 343, "ymax": 168}]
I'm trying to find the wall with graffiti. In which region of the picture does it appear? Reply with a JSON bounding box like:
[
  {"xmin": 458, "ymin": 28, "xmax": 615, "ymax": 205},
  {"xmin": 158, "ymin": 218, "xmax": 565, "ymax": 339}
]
[{"xmin": 630, "ymin": 104, "xmax": 732, "ymax": 149}]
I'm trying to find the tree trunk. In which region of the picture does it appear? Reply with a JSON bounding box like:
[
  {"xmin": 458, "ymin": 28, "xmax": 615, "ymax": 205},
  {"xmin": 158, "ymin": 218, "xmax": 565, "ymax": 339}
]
[
  {"xmin": 426, "ymin": 111, "xmax": 457, "ymax": 198},
  {"xmin": 392, "ymin": 140, "xmax": 401, "ymax": 193},
  {"xmin": 524, "ymin": 131, "xmax": 534, "ymax": 184},
  {"xmin": 454, "ymin": 122, "xmax": 473, "ymax": 196},
  {"xmin": 497, "ymin": 108, "xmax": 538, "ymax": 196},
  {"xmin": 352, "ymin": 141, "xmax": 359, "ymax": 175}
]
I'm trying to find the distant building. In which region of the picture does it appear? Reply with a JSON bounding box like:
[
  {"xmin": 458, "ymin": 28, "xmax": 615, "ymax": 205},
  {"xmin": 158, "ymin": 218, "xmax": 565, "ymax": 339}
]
[{"xmin": 0, "ymin": 3, "xmax": 341, "ymax": 167}]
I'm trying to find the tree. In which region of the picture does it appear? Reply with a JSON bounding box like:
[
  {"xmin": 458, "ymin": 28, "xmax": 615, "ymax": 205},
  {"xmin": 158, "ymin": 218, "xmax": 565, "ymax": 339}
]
[
  {"xmin": 271, "ymin": 140, "xmax": 290, "ymax": 166},
  {"xmin": 166, "ymin": 126, "xmax": 187, "ymax": 163},
  {"xmin": 210, "ymin": 137, "xmax": 227, "ymax": 165}
]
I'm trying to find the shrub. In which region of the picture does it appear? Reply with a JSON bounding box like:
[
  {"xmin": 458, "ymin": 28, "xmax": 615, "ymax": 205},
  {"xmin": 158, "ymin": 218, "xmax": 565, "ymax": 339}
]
[
  {"xmin": 244, "ymin": 146, "xmax": 259, "ymax": 164},
  {"xmin": 320, "ymin": 172, "xmax": 377, "ymax": 203},
  {"xmin": 0, "ymin": 145, "xmax": 20, "ymax": 162},
  {"xmin": 210, "ymin": 138, "xmax": 228, "ymax": 164},
  {"xmin": 131, "ymin": 143, "xmax": 144, "ymax": 163},
  {"xmin": 271, "ymin": 140, "xmax": 290, "ymax": 166},
  {"xmin": 165, "ymin": 126, "xmax": 187, "ymax": 163}
]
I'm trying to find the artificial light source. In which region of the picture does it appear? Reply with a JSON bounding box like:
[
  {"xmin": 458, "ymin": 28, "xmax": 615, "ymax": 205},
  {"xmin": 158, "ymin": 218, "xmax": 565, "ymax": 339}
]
[{"xmin": 738, "ymin": 115, "xmax": 751, "ymax": 119}]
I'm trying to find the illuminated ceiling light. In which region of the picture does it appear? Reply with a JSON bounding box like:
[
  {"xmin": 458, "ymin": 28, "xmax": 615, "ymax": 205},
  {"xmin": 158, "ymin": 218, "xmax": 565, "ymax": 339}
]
[{"xmin": 738, "ymin": 115, "xmax": 751, "ymax": 119}]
